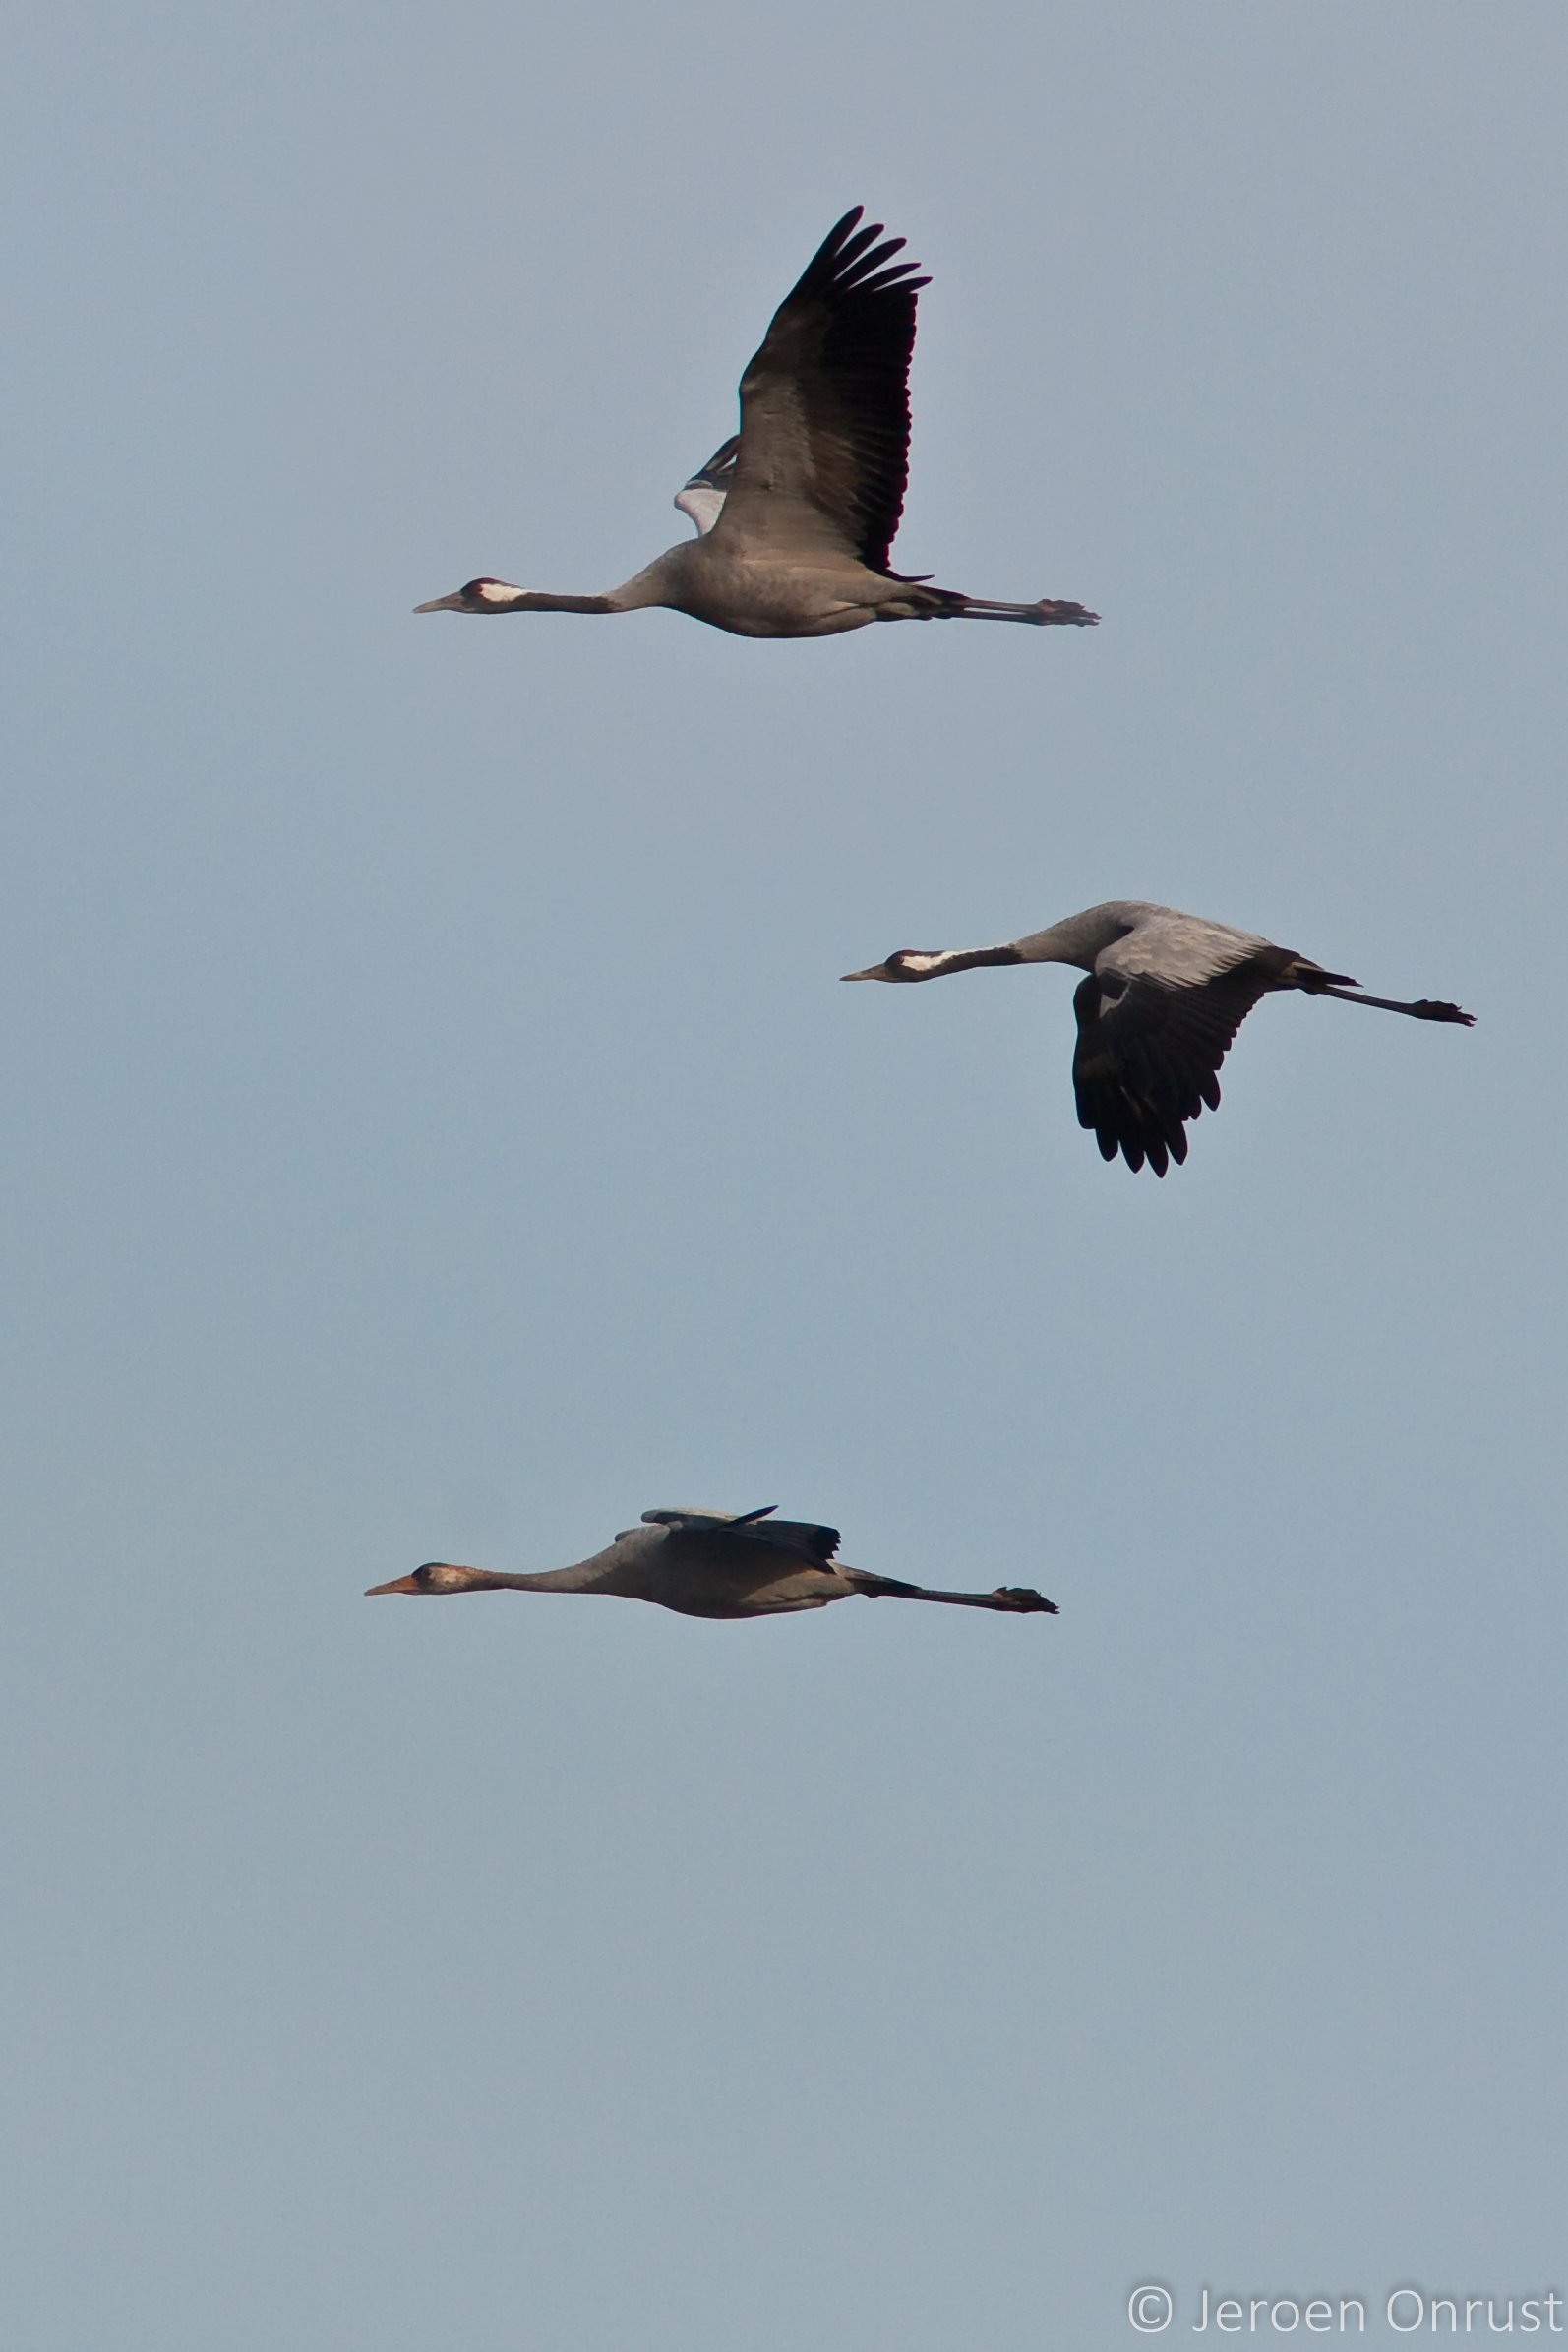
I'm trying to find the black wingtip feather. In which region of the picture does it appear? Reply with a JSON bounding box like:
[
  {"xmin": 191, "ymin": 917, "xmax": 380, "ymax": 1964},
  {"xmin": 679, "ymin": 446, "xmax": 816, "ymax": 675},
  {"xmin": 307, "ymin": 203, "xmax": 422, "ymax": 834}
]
[{"xmin": 748, "ymin": 208, "xmax": 930, "ymax": 577}]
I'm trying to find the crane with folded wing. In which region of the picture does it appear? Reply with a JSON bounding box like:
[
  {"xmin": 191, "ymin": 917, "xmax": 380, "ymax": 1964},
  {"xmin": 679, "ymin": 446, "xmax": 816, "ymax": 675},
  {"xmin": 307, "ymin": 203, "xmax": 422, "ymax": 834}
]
[{"xmin": 368, "ymin": 1505, "xmax": 1057, "ymax": 1621}]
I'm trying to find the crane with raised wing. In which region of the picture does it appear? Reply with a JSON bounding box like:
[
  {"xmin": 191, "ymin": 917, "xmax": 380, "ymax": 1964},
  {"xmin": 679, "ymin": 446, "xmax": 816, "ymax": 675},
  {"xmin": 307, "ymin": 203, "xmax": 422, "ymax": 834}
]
[{"xmin": 415, "ymin": 209, "xmax": 1097, "ymax": 639}]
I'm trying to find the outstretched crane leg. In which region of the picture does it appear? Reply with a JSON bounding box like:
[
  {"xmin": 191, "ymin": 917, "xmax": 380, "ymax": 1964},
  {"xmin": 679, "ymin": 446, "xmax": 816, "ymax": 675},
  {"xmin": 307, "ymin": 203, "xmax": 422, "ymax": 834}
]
[
  {"xmin": 1318, "ymin": 985, "xmax": 1475, "ymax": 1024},
  {"xmin": 954, "ymin": 596, "xmax": 1099, "ymax": 627},
  {"xmin": 848, "ymin": 1570, "xmax": 1058, "ymax": 1614}
]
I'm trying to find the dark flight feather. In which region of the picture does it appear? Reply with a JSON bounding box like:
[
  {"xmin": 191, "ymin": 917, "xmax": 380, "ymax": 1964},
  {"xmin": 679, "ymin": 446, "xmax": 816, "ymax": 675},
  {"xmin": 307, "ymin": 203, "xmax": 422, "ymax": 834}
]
[
  {"xmin": 731, "ymin": 206, "xmax": 930, "ymax": 574},
  {"xmin": 1071, "ymin": 958, "xmax": 1282, "ymax": 1176}
]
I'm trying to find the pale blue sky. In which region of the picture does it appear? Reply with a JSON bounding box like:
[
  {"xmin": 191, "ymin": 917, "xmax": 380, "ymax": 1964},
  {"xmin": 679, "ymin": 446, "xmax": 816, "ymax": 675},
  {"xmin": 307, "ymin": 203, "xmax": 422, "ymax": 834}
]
[{"xmin": 2, "ymin": 7, "xmax": 1564, "ymax": 2347}]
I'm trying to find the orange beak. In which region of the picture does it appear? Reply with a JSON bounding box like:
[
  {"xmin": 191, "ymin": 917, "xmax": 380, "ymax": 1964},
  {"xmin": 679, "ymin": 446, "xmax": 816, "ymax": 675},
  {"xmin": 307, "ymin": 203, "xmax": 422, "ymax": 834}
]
[{"xmin": 365, "ymin": 1573, "xmax": 424, "ymax": 1596}]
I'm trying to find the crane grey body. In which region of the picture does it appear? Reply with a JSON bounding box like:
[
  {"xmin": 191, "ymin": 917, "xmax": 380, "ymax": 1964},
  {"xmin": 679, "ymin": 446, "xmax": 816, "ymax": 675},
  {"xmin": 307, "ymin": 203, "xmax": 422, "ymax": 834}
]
[
  {"xmin": 367, "ymin": 1505, "xmax": 1056, "ymax": 1621},
  {"xmin": 845, "ymin": 899, "xmax": 1475, "ymax": 1176},
  {"xmin": 415, "ymin": 209, "xmax": 1098, "ymax": 641}
]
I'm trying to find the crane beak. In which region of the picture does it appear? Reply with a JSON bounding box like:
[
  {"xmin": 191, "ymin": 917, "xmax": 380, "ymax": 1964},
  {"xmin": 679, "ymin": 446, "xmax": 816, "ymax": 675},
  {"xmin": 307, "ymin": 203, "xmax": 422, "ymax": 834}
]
[
  {"xmin": 413, "ymin": 590, "xmax": 468, "ymax": 614},
  {"xmin": 365, "ymin": 1573, "xmax": 424, "ymax": 1595},
  {"xmin": 840, "ymin": 963, "xmax": 887, "ymax": 982}
]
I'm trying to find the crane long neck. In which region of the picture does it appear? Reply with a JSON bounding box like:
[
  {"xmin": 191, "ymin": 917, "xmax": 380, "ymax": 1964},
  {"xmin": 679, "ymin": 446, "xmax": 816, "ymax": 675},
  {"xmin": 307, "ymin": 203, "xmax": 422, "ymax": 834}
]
[
  {"xmin": 504, "ymin": 593, "xmax": 616, "ymax": 615},
  {"xmin": 467, "ymin": 1563, "xmax": 610, "ymax": 1593},
  {"xmin": 1008, "ymin": 906, "xmax": 1142, "ymax": 970},
  {"xmin": 924, "ymin": 912, "xmax": 1131, "ymax": 979},
  {"xmin": 923, "ymin": 944, "xmax": 1026, "ymax": 977},
  {"xmin": 603, "ymin": 548, "xmax": 694, "ymax": 612}
]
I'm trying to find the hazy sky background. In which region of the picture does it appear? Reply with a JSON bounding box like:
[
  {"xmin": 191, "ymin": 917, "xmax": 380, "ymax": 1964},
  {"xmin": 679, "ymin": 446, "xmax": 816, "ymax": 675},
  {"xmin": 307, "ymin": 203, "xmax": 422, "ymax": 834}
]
[{"xmin": 2, "ymin": 7, "xmax": 1564, "ymax": 2347}]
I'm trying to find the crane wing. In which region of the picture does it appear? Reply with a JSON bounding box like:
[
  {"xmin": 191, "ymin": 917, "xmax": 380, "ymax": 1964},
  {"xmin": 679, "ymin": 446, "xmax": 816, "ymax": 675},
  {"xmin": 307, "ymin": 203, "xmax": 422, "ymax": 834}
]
[
  {"xmin": 642, "ymin": 1507, "xmax": 841, "ymax": 1564},
  {"xmin": 1071, "ymin": 939, "xmax": 1278, "ymax": 1176},
  {"xmin": 722, "ymin": 1516, "xmax": 841, "ymax": 1564},
  {"xmin": 674, "ymin": 436, "xmax": 740, "ymax": 536},
  {"xmin": 714, "ymin": 207, "xmax": 929, "ymax": 573}
]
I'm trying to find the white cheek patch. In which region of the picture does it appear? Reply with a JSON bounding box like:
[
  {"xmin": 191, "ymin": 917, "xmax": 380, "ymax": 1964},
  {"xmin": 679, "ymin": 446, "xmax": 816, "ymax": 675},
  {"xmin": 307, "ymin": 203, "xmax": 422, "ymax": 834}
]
[{"xmin": 477, "ymin": 579, "xmax": 524, "ymax": 602}]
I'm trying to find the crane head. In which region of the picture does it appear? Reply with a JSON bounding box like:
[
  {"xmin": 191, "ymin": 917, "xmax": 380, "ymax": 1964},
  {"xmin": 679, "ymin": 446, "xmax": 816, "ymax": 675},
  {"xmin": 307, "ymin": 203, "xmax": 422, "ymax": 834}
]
[
  {"xmin": 365, "ymin": 1561, "xmax": 492, "ymax": 1596},
  {"xmin": 414, "ymin": 578, "xmax": 529, "ymax": 614},
  {"xmin": 841, "ymin": 950, "xmax": 946, "ymax": 982}
]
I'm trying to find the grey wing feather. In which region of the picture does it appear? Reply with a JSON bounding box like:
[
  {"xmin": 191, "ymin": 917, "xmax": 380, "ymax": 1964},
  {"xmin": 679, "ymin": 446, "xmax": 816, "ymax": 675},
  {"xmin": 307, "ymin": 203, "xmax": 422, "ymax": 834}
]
[
  {"xmin": 1107, "ymin": 912, "xmax": 1273, "ymax": 989},
  {"xmin": 717, "ymin": 207, "xmax": 929, "ymax": 572}
]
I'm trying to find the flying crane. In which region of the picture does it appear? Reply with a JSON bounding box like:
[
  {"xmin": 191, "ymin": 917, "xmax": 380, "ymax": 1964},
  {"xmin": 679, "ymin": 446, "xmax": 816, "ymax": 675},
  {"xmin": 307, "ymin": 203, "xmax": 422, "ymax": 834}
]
[
  {"xmin": 845, "ymin": 900, "xmax": 1474, "ymax": 1176},
  {"xmin": 415, "ymin": 209, "xmax": 1097, "ymax": 640},
  {"xmin": 368, "ymin": 1506, "xmax": 1057, "ymax": 1620}
]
